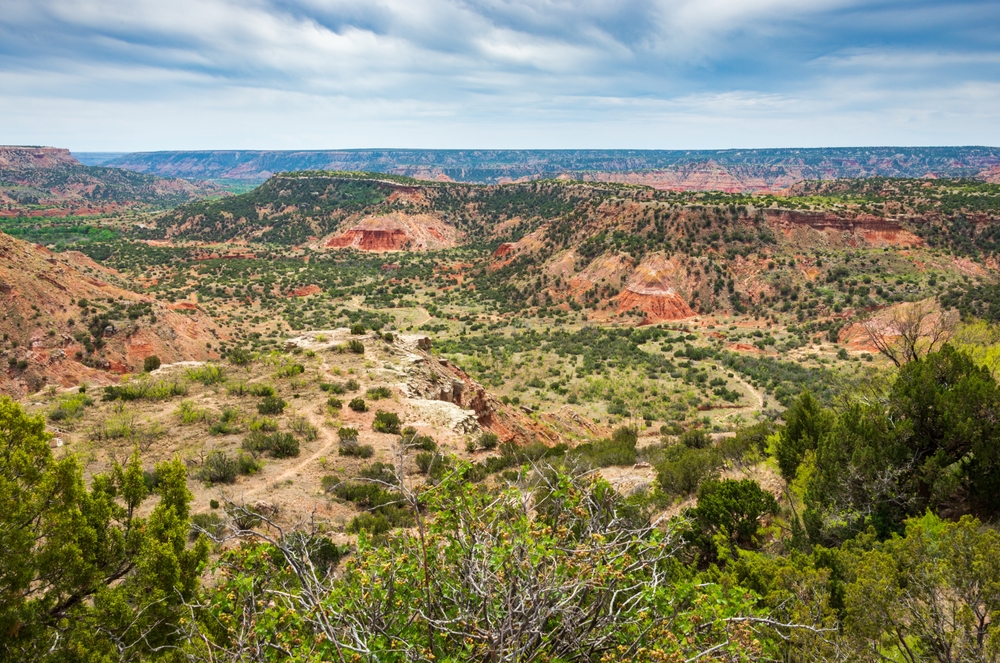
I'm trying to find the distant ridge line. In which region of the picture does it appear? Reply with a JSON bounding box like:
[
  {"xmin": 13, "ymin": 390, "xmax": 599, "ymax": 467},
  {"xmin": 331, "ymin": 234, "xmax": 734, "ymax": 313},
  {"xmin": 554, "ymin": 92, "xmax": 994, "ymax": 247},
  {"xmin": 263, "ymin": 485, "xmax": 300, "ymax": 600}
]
[{"xmin": 92, "ymin": 146, "xmax": 1000, "ymax": 192}]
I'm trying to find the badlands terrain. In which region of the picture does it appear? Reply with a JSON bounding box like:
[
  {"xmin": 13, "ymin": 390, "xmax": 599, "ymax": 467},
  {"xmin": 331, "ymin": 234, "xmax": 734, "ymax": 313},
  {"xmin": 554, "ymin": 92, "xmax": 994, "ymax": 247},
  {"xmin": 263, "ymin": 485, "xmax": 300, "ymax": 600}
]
[
  {"xmin": 7, "ymin": 144, "xmax": 1000, "ymax": 661},
  {"xmin": 2, "ymin": 146, "xmax": 998, "ymax": 524}
]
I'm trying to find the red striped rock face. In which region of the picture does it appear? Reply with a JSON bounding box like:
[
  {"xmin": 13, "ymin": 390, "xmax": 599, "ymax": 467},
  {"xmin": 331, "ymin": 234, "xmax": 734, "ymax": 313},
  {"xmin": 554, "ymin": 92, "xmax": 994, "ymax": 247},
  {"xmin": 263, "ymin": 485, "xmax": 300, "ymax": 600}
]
[
  {"xmin": 324, "ymin": 212, "xmax": 460, "ymax": 252},
  {"xmin": 616, "ymin": 254, "xmax": 695, "ymax": 322}
]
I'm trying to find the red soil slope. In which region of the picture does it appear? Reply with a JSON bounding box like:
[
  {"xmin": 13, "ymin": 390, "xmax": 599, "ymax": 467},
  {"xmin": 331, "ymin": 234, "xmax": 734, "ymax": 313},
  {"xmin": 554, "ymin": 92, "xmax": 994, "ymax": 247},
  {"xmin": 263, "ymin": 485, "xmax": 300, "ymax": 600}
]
[
  {"xmin": 325, "ymin": 212, "xmax": 460, "ymax": 252},
  {"xmin": 616, "ymin": 254, "xmax": 695, "ymax": 322},
  {"xmin": 0, "ymin": 232, "xmax": 226, "ymax": 396}
]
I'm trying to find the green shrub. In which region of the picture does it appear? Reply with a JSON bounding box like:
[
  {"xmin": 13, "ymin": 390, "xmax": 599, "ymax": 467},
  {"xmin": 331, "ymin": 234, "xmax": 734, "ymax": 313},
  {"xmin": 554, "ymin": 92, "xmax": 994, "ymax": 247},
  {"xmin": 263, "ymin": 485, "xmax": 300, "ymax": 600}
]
[
  {"xmin": 339, "ymin": 440, "xmax": 374, "ymax": 458},
  {"xmin": 48, "ymin": 392, "xmax": 93, "ymax": 422},
  {"xmin": 257, "ymin": 395, "xmax": 287, "ymax": 415},
  {"xmin": 242, "ymin": 431, "xmax": 271, "ymax": 456},
  {"xmin": 275, "ymin": 363, "xmax": 305, "ymax": 378},
  {"xmin": 350, "ymin": 323, "xmax": 366, "ymax": 335},
  {"xmin": 570, "ymin": 426, "xmax": 638, "ymax": 468},
  {"xmin": 478, "ymin": 432, "xmax": 500, "ymax": 450},
  {"xmin": 359, "ymin": 462, "xmax": 398, "ymax": 485},
  {"xmin": 366, "ymin": 386, "xmax": 392, "ymax": 400},
  {"xmin": 680, "ymin": 429, "xmax": 711, "ymax": 449},
  {"xmin": 416, "ymin": 451, "xmax": 450, "ymax": 478},
  {"xmin": 248, "ymin": 416, "xmax": 279, "ymax": 432},
  {"xmin": 338, "ymin": 426, "xmax": 359, "ymax": 442},
  {"xmin": 326, "ymin": 396, "xmax": 343, "ymax": 411},
  {"xmin": 200, "ymin": 451, "xmax": 239, "ymax": 484},
  {"xmin": 269, "ymin": 433, "xmax": 300, "ymax": 458},
  {"xmin": 186, "ymin": 364, "xmax": 226, "ymax": 386},
  {"xmin": 190, "ymin": 512, "xmax": 225, "ymax": 540},
  {"xmin": 345, "ymin": 378, "xmax": 360, "ymax": 391},
  {"xmin": 209, "ymin": 408, "xmax": 241, "ymax": 435},
  {"xmin": 227, "ymin": 348, "xmax": 254, "ymax": 366},
  {"xmin": 686, "ymin": 479, "xmax": 778, "ymax": 559},
  {"xmin": 209, "ymin": 499, "xmax": 220, "ymax": 509},
  {"xmin": 348, "ymin": 398, "xmax": 367, "ymax": 413},
  {"xmin": 103, "ymin": 380, "xmax": 187, "ymax": 402},
  {"xmin": 176, "ymin": 400, "xmax": 210, "ymax": 425},
  {"xmin": 346, "ymin": 513, "xmax": 391, "ymax": 536},
  {"xmin": 347, "ymin": 340, "xmax": 365, "ymax": 354},
  {"xmin": 242, "ymin": 431, "xmax": 298, "ymax": 458},
  {"xmin": 249, "ymin": 383, "xmax": 276, "ymax": 397},
  {"xmin": 320, "ymin": 382, "xmax": 346, "ymax": 395},
  {"xmin": 290, "ymin": 416, "xmax": 318, "ymax": 441},
  {"xmin": 656, "ymin": 446, "xmax": 721, "ymax": 496},
  {"xmin": 720, "ymin": 422, "xmax": 772, "ymax": 465},
  {"xmin": 237, "ymin": 453, "xmax": 261, "ymax": 475},
  {"xmin": 227, "ymin": 382, "xmax": 249, "ymax": 396},
  {"xmin": 372, "ymin": 410, "xmax": 401, "ymax": 434},
  {"xmin": 407, "ymin": 434, "xmax": 436, "ymax": 451},
  {"xmin": 143, "ymin": 355, "xmax": 161, "ymax": 373}
]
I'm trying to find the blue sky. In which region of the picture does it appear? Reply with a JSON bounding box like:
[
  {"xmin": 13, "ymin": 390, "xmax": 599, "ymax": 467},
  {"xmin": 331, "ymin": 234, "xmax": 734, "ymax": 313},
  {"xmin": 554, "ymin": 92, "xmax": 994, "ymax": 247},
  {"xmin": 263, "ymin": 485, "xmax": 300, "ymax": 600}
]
[{"xmin": 1, "ymin": 0, "xmax": 999, "ymax": 150}]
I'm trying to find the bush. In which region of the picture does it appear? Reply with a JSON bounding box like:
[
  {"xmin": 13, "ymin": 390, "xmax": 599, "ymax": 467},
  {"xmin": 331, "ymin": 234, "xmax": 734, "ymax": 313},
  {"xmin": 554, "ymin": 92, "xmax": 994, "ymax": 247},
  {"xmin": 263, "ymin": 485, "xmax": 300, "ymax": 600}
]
[
  {"xmin": 209, "ymin": 408, "xmax": 241, "ymax": 435},
  {"xmin": 227, "ymin": 382, "xmax": 249, "ymax": 396},
  {"xmin": 248, "ymin": 416, "xmax": 278, "ymax": 432},
  {"xmin": 289, "ymin": 416, "xmax": 318, "ymax": 441},
  {"xmin": 372, "ymin": 410, "xmax": 401, "ymax": 434},
  {"xmin": 242, "ymin": 431, "xmax": 272, "ymax": 456},
  {"xmin": 103, "ymin": 380, "xmax": 187, "ymax": 402},
  {"xmin": 326, "ymin": 396, "xmax": 343, "ymax": 410},
  {"xmin": 321, "ymin": 382, "xmax": 346, "ymax": 395},
  {"xmin": 227, "ymin": 348, "xmax": 254, "ymax": 366},
  {"xmin": 570, "ymin": 426, "xmax": 638, "ymax": 468},
  {"xmin": 249, "ymin": 383, "xmax": 276, "ymax": 397},
  {"xmin": 479, "ymin": 432, "xmax": 500, "ymax": 450},
  {"xmin": 176, "ymin": 400, "xmax": 209, "ymax": 425},
  {"xmin": 680, "ymin": 430, "xmax": 711, "ymax": 449},
  {"xmin": 407, "ymin": 434, "xmax": 436, "ymax": 451},
  {"xmin": 720, "ymin": 422, "xmax": 772, "ymax": 465},
  {"xmin": 656, "ymin": 446, "xmax": 721, "ymax": 496},
  {"xmin": 190, "ymin": 512, "xmax": 225, "ymax": 540},
  {"xmin": 338, "ymin": 426, "xmax": 359, "ymax": 442},
  {"xmin": 143, "ymin": 355, "xmax": 161, "ymax": 372},
  {"xmin": 359, "ymin": 462, "xmax": 398, "ymax": 485},
  {"xmin": 346, "ymin": 512, "xmax": 391, "ymax": 536},
  {"xmin": 345, "ymin": 378, "xmax": 360, "ymax": 391},
  {"xmin": 687, "ymin": 479, "xmax": 778, "ymax": 558},
  {"xmin": 339, "ymin": 440, "xmax": 374, "ymax": 458},
  {"xmin": 257, "ymin": 395, "xmax": 287, "ymax": 415},
  {"xmin": 200, "ymin": 451, "xmax": 239, "ymax": 484},
  {"xmin": 275, "ymin": 363, "xmax": 305, "ymax": 378},
  {"xmin": 348, "ymin": 398, "xmax": 367, "ymax": 413},
  {"xmin": 237, "ymin": 453, "xmax": 261, "ymax": 475},
  {"xmin": 269, "ymin": 433, "xmax": 300, "ymax": 458},
  {"xmin": 416, "ymin": 451, "xmax": 450, "ymax": 478},
  {"xmin": 347, "ymin": 340, "xmax": 365, "ymax": 354},
  {"xmin": 350, "ymin": 323, "xmax": 366, "ymax": 335},
  {"xmin": 48, "ymin": 392, "xmax": 93, "ymax": 422},
  {"xmin": 241, "ymin": 431, "xmax": 299, "ymax": 458},
  {"xmin": 366, "ymin": 386, "xmax": 392, "ymax": 400},
  {"xmin": 186, "ymin": 364, "xmax": 226, "ymax": 386}
]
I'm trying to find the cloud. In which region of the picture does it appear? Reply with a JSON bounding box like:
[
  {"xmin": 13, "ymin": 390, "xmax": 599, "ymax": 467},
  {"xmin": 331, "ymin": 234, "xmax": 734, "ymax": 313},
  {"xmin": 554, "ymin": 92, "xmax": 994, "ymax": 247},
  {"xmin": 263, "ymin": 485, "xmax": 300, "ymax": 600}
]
[{"xmin": 0, "ymin": 0, "xmax": 997, "ymax": 149}]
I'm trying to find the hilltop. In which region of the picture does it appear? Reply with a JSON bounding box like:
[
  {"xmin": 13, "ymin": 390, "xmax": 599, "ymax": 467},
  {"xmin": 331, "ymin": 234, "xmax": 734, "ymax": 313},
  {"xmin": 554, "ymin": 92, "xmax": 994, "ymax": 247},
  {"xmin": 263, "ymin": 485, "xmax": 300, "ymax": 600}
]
[
  {"xmin": 100, "ymin": 146, "xmax": 1000, "ymax": 190},
  {"xmin": 0, "ymin": 145, "xmax": 224, "ymax": 217}
]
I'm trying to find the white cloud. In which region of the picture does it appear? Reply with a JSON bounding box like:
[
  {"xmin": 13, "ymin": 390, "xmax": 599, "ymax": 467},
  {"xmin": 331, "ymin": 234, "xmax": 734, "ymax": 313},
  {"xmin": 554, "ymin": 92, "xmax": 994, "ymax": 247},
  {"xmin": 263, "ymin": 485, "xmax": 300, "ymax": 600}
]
[{"xmin": 0, "ymin": 0, "xmax": 997, "ymax": 148}]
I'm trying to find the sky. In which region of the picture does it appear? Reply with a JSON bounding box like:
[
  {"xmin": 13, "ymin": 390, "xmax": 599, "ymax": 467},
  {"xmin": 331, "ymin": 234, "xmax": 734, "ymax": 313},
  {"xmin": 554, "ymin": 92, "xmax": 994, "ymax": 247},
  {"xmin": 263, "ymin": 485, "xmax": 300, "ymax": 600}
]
[{"xmin": 1, "ymin": 0, "xmax": 999, "ymax": 151}]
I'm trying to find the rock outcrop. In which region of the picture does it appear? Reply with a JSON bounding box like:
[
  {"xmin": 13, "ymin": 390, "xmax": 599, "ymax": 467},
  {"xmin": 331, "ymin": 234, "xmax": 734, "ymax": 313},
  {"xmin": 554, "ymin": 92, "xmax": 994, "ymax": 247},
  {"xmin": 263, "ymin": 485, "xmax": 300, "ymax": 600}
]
[
  {"xmin": 325, "ymin": 213, "xmax": 460, "ymax": 252},
  {"xmin": 0, "ymin": 232, "xmax": 226, "ymax": 396},
  {"xmin": 616, "ymin": 254, "xmax": 696, "ymax": 322}
]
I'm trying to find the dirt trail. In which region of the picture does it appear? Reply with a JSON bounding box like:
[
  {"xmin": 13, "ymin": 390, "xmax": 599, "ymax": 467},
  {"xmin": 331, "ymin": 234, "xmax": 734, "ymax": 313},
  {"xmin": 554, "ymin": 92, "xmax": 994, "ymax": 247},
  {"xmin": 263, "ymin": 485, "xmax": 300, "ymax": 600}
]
[{"xmin": 713, "ymin": 373, "xmax": 765, "ymax": 425}]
